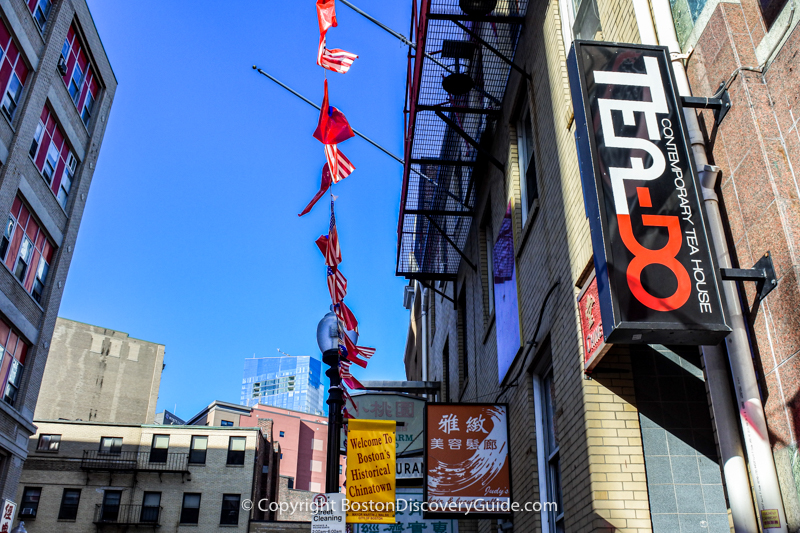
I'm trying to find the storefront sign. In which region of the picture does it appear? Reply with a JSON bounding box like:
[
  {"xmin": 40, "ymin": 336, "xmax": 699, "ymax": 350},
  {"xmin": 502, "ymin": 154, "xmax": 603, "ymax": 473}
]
[
  {"xmin": 353, "ymin": 489, "xmax": 459, "ymax": 533},
  {"xmin": 311, "ymin": 493, "xmax": 345, "ymax": 533},
  {"xmin": 396, "ymin": 456, "xmax": 423, "ymax": 479},
  {"xmin": 567, "ymin": 41, "xmax": 729, "ymax": 345},
  {"xmin": 424, "ymin": 404, "xmax": 511, "ymax": 518},
  {"xmin": 578, "ymin": 271, "xmax": 611, "ymax": 370},
  {"xmin": 346, "ymin": 419, "xmax": 396, "ymax": 524},
  {"xmin": 0, "ymin": 499, "xmax": 16, "ymax": 532},
  {"xmin": 342, "ymin": 393, "xmax": 424, "ymax": 455}
]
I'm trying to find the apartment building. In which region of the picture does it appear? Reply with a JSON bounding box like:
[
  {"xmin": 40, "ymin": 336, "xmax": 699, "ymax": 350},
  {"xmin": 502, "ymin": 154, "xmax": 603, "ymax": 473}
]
[
  {"xmin": 399, "ymin": 0, "xmax": 800, "ymax": 531},
  {"xmin": 188, "ymin": 401, "xmax": 346, "ymax": 493},
  {"xmin": 34, "ymin": 317, "xmax": 164, "ymax": 424},
  {"xmin": 0, "ymin": 0, "xmax": 115, "ymax": 500},
  {"xmin": 15, "ymin": 420, "xmax": 278, "ymax": 532}
]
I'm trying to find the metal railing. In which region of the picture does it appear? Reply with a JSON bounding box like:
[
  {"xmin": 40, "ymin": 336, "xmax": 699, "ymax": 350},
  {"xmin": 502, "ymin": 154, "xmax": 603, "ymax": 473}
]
[
  {"xmin": 93, "ymin": 504, "xmax": 162, "ymax": 525},
  {"xmin": 81, "ymin": 450, "xmax": 189, "ymax": 472}
]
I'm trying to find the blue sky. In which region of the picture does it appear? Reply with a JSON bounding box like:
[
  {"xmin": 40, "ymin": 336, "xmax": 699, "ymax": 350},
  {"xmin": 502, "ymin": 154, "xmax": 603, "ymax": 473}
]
[{"xmin": 58, "ymin": 1, "xmax": 412, "ymax": 420}]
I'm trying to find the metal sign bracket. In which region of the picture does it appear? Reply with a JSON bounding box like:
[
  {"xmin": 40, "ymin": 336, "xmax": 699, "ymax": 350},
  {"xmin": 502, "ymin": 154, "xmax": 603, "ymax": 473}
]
[
  {"xmin": 720, "ymin": 251, "xmax": 778, "ymax": 302},
  {"xmin": 680, "ymin": 89, "xmax": 732, "ymax": 127}
]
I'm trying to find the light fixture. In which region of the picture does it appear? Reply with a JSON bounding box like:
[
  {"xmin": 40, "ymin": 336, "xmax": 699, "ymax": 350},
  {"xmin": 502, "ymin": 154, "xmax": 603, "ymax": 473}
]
[
  {"xmin": 441, "ymin": 40, "xmax": 477, "ymax": 96},
  {"xmin": 459, "ymin": 0, "xmax": 498, "ymax": 16}
]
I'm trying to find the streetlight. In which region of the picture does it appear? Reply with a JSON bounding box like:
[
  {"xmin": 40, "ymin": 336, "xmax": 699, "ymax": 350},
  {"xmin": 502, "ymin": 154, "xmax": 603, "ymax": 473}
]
[{"xmin": 316, "ymin": 309, "xmax": 357, "ymax": 494}]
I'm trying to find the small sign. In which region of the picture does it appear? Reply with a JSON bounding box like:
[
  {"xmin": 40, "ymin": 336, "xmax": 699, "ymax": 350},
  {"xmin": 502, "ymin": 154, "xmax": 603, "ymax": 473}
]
[
  {"xmin": 341, "ymin": 393, "xmax": 424, "ymax": 455},
  {"xmin": 311, "ymin": 493, "xmax": 345, "ymax": 533},
  {"xmin": 578, "ymin": 272, "xmax": 611, "ymax": 371},
  {"xmin": 424, "ymin": 404, "xmax": 511, "ymax": 518},
  {"xmin": 0, "ymin": 499, "xmax": 16, "ymax": 532},
  {"xmin": 761, "ymin": 509, "xmax": 781, "ymax": 529},
  {"xmin": 346, "ymin": 419, "xmax": 396, "ymax": 524},
  {"xmin": 353, "ymin": 490, "xmax": 458, "ymax": 533},
  {"xmin": 396, "ymin": 456, "xmax": 423, "ymax": 479}
]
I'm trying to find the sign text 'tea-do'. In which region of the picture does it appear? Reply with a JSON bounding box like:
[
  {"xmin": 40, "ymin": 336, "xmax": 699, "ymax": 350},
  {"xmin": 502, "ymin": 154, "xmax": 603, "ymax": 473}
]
[{"xmin": 568, "ymin": 42, "xmax": 729, "ymax": 346}]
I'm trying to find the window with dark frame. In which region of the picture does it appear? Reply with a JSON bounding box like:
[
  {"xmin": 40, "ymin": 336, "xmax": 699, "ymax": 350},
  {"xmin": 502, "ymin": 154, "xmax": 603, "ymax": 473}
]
[
  {"xmin": 58, "ymin": 488, "xmax": 81, "ymax": 520},
  {"xmin": 481, "ymin": 207, "xmax": 495, "ymax": 320},
  {"xmin": 219, "ymin": 494, "xmax": 240, "ymax": 525},
  {"xmin": 99, "ymin": 437, "xmax": 122, "ymax": 455},
  {"xmin": 457, "ymin": 288, "xmax": 469, "ymax": 395},
  {"xmin": 3, "ymin": 196, "xmax": 55, "ymax": 306},
  {"xmin": 30, "ymin": 105, "xmax": 81, "ymax": 210},
  {"xmin": 37, "ymin": 434, "xmax": 60, "ymax": 452},
  {"xmin": 61, "ymin": 24, "xmax": 99, "ymax": 124},
  {"xmin": 220, "ymin": 420, "xmax": 233, "ymax": 427},
  {"xmin": 140, "ymin": 492, "xmax": 161, "ymax": 523},
  {"xmin": 227, "ymin": 436, "xmax": 245, "ymax": 465},
  {"xmin": 517, "ymin": 98, "xmax": 538, "ymax": 224},
  {"xmin": 20, "ymin": 487, "xmax": 40, "ymax": 519},
  {"xmin": 535, "ymin": 364, "xmax": 564, "ymax": 533},
  {"xmin": 100, "ymin": 490, "xmax": 121, "ymax": 522},
  {"xmin": 149, "ymin": 434, "xmax": 169, "ymax": 463},
  {"xmin": 180, "ymin": 493, "xmax": 201, "ymax": 524},
  {"xmin": 189, "ymin": 436, "xmax": 207, "ymax": 464},
  {"xmin": 279, "ymin": 431, "xmax": 284, "ymax": 437}
]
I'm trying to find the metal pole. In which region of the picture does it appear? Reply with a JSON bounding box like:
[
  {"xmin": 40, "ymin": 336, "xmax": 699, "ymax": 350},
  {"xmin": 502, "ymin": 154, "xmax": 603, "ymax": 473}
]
[
  {"xmin": 322, "ymin": 348, "xmax": 343, "ymax": 494},
  {"xmin": 645, "ymin": 0, "xmax": 786, "ymax": 530}
]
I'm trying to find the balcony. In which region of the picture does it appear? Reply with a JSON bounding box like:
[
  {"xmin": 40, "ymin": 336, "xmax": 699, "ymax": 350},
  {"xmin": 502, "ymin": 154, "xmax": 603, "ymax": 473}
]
[
  {"xmin": 81, "ymin": 450, "xmax": 189, "ymax": 473},
  {"xmin": 93, "ymin": 504, "xmax": 162, "ymax": 527}
]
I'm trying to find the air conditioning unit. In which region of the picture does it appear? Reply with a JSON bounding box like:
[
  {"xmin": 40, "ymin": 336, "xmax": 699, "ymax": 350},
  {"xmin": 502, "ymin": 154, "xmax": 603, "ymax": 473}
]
[
  {"xmin": 20, "ymin": 507, "xmax": 36, "ymax": 517},
  {"xmin": 57, "ymin": 56, "xmax": 67, "ymax": 76}
]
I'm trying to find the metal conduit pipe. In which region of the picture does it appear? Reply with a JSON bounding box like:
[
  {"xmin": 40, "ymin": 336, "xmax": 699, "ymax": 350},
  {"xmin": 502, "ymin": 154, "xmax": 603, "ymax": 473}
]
[{"xmin": 629, "ymin": 1, "xmax": 769, "ymax": 530}]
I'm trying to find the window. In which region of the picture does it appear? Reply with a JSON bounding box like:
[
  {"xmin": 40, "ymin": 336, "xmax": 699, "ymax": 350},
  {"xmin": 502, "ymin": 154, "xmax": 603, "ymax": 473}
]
[
  {"xmin": 220, "ymin": 494, "xmax": 240, "ymax": 525},
  {"xmin": 37, "ymin": 434, "xmax": 60, "ymax": 452},
  {"xmin": 180, "ymin": 493, "xmax": 201, "ymax": 524},
  {"xmin": 58, "ymin": 488, "xmax": 81, "ymax": 520},
  {"xmin": 140, "ymin": 492, "xmax": 161, "ymax": 523},
  {"xmin": 61, "ymin": 24, "xmax": 100, "ymax": 124},
  {"xmin": 517, "ymin": 99, "xmax": 538, "ymax": 224},
  {"xmin": 100, "ymin": 490, "xmax": 121, "ymax": 522},
  {"xmin": 0, "ymin": 21, "xmax": 30, "ymax": 122},
  {"xmin": 57, "ymin": 153, "xmax": 77, "ymax": 210},
  {"xmin": 287, "ymin": 477, "xmax": 293, "ymax": 489},
  {"xmin": 220, "ymin": 420, "xmax": 233, "ymax": 427},
  {"xmin": 149, "ymin": 434, "xmax": 169, "ymax": 463},
  {"xmin": 227, "ymin": 436, "xmax": 245, "ymax": 465},
  {"xmin": 534, "ymin": 366, "xmax": 564, "ymax": 533},
  {"xmin": 0, "ymin": 319, "xmax": 28, "ymax": 408},
  {"xmin": 30, "ymin": 106, "xmax": 80, "ymax": 207},
  {"xmin": 457, "ymin": 288, "xmax": 469, "ymax": 395},
  {"xmin": 189, "ymin": 436, "xmax": 207, "ymax": 464},
  {"xmin": 29, "ymin": 0, "xmax": 53, "ymax": 33},
  {"xmin": 20, "ymin": 487, "xmax": 40, "ymax": 519},
  {"xmin": 279, "ymin": 431, "xmax": 285, "ymax": 438},
  {"xmin": 339, "ymin": 464, "xmax": 342, "ymax": 474},
  {"xmin": 3, "ymin": 197, "xmax": 55, "ymax": 305},
  {"xmin": 99, "ymin": 437, "xmax": 122, "ymax": 455}
]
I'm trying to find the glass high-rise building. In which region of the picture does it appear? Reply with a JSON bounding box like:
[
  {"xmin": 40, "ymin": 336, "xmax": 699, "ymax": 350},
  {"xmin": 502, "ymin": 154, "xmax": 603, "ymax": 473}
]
[{"xmin": 240, "ymin": 356, "xmax": 327, "ymax": 415}]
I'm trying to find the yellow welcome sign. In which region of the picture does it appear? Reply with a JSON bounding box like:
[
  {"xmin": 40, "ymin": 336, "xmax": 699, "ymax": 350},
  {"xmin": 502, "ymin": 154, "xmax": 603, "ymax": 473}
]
[{"xmin": 345, "ymin": 419, "xmax": 396, "ymax": 523}]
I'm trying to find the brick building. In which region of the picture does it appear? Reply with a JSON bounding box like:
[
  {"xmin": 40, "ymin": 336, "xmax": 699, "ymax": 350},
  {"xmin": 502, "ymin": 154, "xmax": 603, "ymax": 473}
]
[
  {"xmin": 0, "ymin": 0, "xmax": 115, "ymax": 501},
  {"xmin": 399, "ymin": 0, "xmax": 800, "ymax": 532},
  {"xmin": 15, "ymin": 420, "xmax": 278, "ymax": 532},
  {"xmin": 34, "ymin": 317, "xmax": 164, "ymax": 424},
  {"xmin": 187, "ymin": 401, "xmax": 346, "ymax": 494}
]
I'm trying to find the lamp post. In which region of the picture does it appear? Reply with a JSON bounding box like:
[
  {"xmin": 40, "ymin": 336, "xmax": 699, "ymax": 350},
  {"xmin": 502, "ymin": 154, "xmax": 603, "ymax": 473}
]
[{"xmin": 316, "ymin": 310, "xmax": 357, "ymax": 494}]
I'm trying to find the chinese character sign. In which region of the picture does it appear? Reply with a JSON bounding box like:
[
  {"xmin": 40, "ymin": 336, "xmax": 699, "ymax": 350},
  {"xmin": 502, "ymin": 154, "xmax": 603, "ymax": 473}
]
[
  {"xmin": 0, "ymin": 499, "xmax": 15, "ymax": 533},
  {"xmin": 342, "ymin": 393, "xmax": 425, "ymax": 455},
  {"xmin": 354, "ymin": 490, "xmax": 458, "ymax": 533},
  {"xmin": 346, "ymin": 419, "xmax": 396, "ymax": 524},
  {"xmin": 567, "ymin": 42, "xmax": 729, "ymax": 345},
  {"xmin": 425, "ymin": 405, "xmax": 511, "ymax": 515}
]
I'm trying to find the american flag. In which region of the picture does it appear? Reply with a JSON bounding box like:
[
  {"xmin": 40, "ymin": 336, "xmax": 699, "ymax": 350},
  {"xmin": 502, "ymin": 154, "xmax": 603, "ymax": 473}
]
[
  {"xmin": 339, "ymin": 332, "xmax": 368, "ymax": 368},
  {"xmin": 327, "ymin": 266, "xmax": 347, "ymax": 304},
  {"xmin": 343, "ymin": 407, "xmax": 355, "ymax": 419},
  {"xmin": 340, "ymin": 360, "xmax": 364, "ymax": 390},
  {"xmin": 319, "ymin": 44, "xmax": 358, "ymax": 74},
  {"xmin": 324, "ymin": 144, "xmax": 355, "ymax": 184},
  {"xmin": 326, "ymin": 201, "xmax": 342, "ymax": 267},
  {"xmin": 356, "ymin": 345, "xmax": 376, "ymax": 360},
  {"xmin": 335, "ymin": 301, "xmax": 359, "ymax": 332}
]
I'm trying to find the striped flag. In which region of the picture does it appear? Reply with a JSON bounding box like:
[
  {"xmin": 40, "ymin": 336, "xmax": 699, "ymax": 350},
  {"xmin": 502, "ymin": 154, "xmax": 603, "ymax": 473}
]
[
  {"xmin": 326, "ymin": 201, "xmax": 342, "ymax": 267},
  {"xmin": 327, "ymin": 266, "xmax": 347, "ymax": 303},
  {"xmin": 334, "ymin": 301, "xmax": 358, "ymax": 332},
  {"xmin": 339, "ymin": 332, "xmax": 368, "ymax": 368},
  {"xmin": 356, "ymin": 345, "xmax": 376, "ymax": 360},
  {"xmin": 299, "ymin": 163, "xmax": 333, "ymax": 217},
  {"xmin": 319, "ymin": 43, "xmax": 358, "ymax": 74},
  {"xmin": 340, "ymin": 360, "xmax": 365, "ymax": 390},
  {"xmin": 324, "ymin": 144, "xmax": 355, "ymax": 184}
]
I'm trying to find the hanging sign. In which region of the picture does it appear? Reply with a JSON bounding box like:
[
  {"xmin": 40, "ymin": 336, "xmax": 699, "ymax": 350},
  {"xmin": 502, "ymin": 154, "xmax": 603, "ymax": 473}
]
[
  {"xmin": 0, "ymin": 499, "xmax": 16, "ymax": 532},
  {"xmin": 578, "ymin": 270, "xmax": 611, "ymax": 370},
  {"xmin": 424, "ymin": 404, "xmax": 512, "ymax": 518},
  {"xmin": 345, "ymin": 419, "xmax": 396, "ymax": 524},
  {"xmin": 311, "ymin": 493, "xmax": 346, "ymax": 533},
  {"xmin": 567, "ymin": 41, "xmax": 730, "ymax": 345}
]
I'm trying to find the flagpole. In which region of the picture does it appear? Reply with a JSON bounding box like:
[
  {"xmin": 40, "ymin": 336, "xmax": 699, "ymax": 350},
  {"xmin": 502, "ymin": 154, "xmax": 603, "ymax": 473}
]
[{"xmin": 252, "ymin": 66, "xmax": 473, "ymax": 211}]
